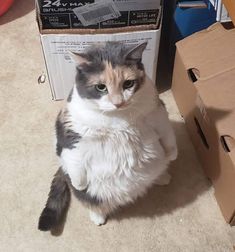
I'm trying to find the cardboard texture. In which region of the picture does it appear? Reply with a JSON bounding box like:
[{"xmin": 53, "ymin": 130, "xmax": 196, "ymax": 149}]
[
  {"xmin": 223, "ymin": 0, "xmax": 235, "ymax": 24},
  {"xmin": 172, "ymin": 23, "xmax": 235, "ymax": 225}
]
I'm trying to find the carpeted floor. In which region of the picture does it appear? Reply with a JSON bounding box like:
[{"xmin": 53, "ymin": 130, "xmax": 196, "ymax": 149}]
[{"xmin": 0, "ymin": 1, "xmax": 235, "ymax": 251}]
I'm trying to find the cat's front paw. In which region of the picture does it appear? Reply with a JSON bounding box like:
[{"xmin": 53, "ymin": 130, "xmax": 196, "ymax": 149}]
[
  {"xmin": 71, "ymin": 177, "xmax": 88, "ymax": 191},
  {"xmin": 166, "ymin": 147, "xmax": 178, "ymax": 161},
  {"xmin": 75, "ymin": 184, "xmax": 88, "ymax": 191}
]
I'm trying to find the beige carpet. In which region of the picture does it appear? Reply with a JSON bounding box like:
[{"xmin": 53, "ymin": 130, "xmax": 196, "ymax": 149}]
[{"xmin": 1, "ymin": 1, "xmax": 235, "ymax": 251}]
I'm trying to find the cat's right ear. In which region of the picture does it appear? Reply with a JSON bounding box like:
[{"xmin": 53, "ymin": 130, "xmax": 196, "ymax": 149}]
[
  {"xmin": 125, "ymin": 42, "xmax": 148, "ymax": 61},
  {"xmin": 68, "ymin": 51, "xmax": 90, "ymax": 66}
]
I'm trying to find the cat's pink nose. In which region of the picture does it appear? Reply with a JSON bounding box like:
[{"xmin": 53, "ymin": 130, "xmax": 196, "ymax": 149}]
[{"xmin": 114, "ymin": 102, "xmax": 125, "ymax": 108}]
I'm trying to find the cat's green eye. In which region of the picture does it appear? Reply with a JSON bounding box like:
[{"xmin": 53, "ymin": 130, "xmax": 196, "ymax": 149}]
[
  {"xmin": 123, "ymin": 80, "xmax": 136, "ymax": 89},
  {"xmin": 95, "ymin": 84, "xmax": 107, "ymax": 92}
]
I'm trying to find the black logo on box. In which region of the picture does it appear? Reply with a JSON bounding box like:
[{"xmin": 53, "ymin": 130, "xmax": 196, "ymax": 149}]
[
  {"xmin": 39, "ymin": 0, "xmax": 94, "ymax": 13},
  {"xmin": 41, "ymin": 14, "xmax": 71, "ymax": 29},
  {"xmin": 130, "ymin": 9, "xmax": 159, "ymax": 26}
]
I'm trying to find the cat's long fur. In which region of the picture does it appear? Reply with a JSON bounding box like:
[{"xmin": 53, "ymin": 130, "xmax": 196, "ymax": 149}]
[{"xmin": 38, "ymin": 42, "xmax": 177, "ymax": 230}]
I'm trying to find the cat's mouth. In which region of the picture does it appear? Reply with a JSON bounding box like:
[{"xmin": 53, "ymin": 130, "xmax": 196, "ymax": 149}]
[
  {"xmin": 115, "ymin": 101, "xmax": 132, "ymax": 110},
  {"xmin": 100, "ymin": 102, "xmax": 131, "ymax": 112},
  {"xmin": 117, "ymin": 103, "xmax": 129, "ymax": 110}
]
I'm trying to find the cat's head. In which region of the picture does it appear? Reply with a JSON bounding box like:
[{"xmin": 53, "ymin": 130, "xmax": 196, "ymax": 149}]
[{"xmin": 70, "ymin": 41, "xmax": 147, "ymax": 112}]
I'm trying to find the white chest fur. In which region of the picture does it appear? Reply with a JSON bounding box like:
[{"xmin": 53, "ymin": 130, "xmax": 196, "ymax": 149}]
[
  {"xmin": 60, "ymin": 79, "xmax": 175, "ymax": 207},
  {"xmin": 61, "ymin": 110, "xmax": 169, "ymax": 206}
]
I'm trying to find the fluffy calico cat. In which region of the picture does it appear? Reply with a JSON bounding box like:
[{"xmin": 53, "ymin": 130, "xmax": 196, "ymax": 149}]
[{"xmin": 38, "ymin": 41, "xmax": 177, "ymax": 230}]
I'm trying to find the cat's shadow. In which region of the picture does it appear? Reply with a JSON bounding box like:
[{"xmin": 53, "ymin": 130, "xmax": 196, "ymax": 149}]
[{"xmin": 112, "ymin": 119, "xmax": 211, "ymax": 222}]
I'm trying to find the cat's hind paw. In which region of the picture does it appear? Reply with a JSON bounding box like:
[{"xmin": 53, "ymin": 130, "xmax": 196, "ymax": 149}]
[
  {"xmin": 89, "ymin": 211, "xmax": 106, "ymax": 226},
  {"xmin": 155, "ymin": 172, "xmax": 171, "ymax": 186},
  {"xmin": 166, "ymin": 147, "xmax": 178, "ymax": 161}
]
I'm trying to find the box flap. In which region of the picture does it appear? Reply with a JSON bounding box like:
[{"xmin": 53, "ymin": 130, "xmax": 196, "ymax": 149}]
[
  {"xmin": 176, "ymin": 23, "xmax": 235, "ymax": 80},
  {"xmin": 39, "ymin": 24, "xmax": 159, "ymax": 35}
]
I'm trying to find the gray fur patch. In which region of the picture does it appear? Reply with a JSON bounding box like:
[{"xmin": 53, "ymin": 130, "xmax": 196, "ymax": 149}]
[
  {"xmin": 81, "ymin": 42, "xmax": 136, "ymax": 67},
  {"xmin": 55, "ymin": 111, "xmax": 81, "ymax": 156},
  {"xmin": 76, "ymin": 70, "xmax": 105, "ymax": 100},
  {"xmin": 77, "ymin": 42, "xmax": 145, "ymax": 71}
]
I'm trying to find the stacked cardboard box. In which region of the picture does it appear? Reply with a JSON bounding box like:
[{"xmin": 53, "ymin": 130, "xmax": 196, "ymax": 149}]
[
  {"xmin": 36, "ymin": 0, "xmax": 162, "ymax": 100},
  {"xmin": 172, "ymin": 23, "xmax": 235, "ymax": 225}
]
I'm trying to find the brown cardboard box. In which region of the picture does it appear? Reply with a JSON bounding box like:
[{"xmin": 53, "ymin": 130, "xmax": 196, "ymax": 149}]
[
  {"xmin": 223, "ymin": 0, "xmax": 235, "ymax": 25},
  {"xmin": 171, "ymin": 23, "xmax": 235, "ymax": 225}
]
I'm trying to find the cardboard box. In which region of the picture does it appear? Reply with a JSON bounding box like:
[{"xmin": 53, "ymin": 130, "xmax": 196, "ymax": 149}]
[
  {"xmin": 36, "ymin": 1, "xmax": 162, "ymax": 100},
  {"xmin": 171, "ymin": 23, "xmax": 235, "ymax": 225},
  {"xmin": 36, "ymin": 0, "xmax": 161, "ymax": 29}
]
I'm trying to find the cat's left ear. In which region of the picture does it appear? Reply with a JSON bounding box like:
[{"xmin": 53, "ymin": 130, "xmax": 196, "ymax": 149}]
[
  {"xmin": 68, "ymin": 51, "xmax": 91, "ymax": 65},
  {"xmin": 125, "ymin": 42, "xmax": 147, "ymax": 61}
]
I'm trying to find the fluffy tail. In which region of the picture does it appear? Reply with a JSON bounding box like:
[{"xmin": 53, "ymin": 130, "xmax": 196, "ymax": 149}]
[{"xmin": 38, "ymin": 168, "xmax": 71, "ymax": 231}]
